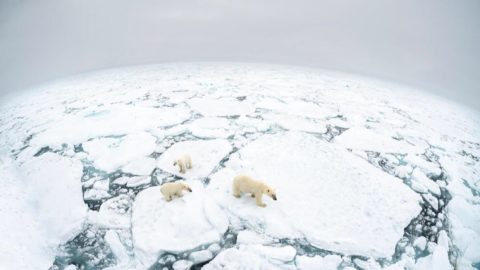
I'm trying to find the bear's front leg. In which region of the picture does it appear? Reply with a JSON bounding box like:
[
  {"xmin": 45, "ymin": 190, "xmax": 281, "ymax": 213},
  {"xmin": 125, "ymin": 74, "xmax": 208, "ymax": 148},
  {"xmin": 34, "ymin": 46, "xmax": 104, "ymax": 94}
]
[
  {"xmin": 255, "ymin": 193, "xmax": 266, "ymax": 207},
  {"xmin": 166, "ymin": 195, "xmax": 173, "ymax": 202},
  {"xmin": 175, "ymin": 191, "xmax": 183, "ymax": 197}
]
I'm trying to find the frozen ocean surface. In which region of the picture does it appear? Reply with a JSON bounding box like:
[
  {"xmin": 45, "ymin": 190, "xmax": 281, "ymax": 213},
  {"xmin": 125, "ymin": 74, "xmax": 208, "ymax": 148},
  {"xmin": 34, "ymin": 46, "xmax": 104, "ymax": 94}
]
[{"xmin": 0, "ymin": 63, "xmax": 479, "ymax": 270}]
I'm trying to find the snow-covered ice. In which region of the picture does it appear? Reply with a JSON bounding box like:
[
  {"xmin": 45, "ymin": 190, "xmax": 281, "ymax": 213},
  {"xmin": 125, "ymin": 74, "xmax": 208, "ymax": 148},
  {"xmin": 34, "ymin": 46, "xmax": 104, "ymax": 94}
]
[
  {"xmin": 334, "ymin": 127, "xmax": 417, "ymax": 154},
  {"xmin": 83, "ymin": 132, "xmax": 157, "ymax": 172},
  {"xmin": 203, "ymin": 244, "xmax": 297, "ymax": 270},
  {"xmin": 21, "ymin": 153, "xmax": 87, "ymax": 248},
  {"xmin": 208, "ymin": 131, "xmax": 421, "ymax": 257},
  {"xmin": 131, "ymin": 182, "xmax": 228, "ymax": 267},
  {"xmin": 295, "ymin": 255, "xmax": 343, "ymax": 270},
  {"xmin": 188, "ymin": 97, "xmax": 255, "ymax": 117},
  {"xmin": 0, "ymin": 63, "xmax": 478, "ymax": 269},
  {"xmin": 87, "ymin": 194, "xmax": 131, "ymax": 229},
  {"xmin": 0, "ymin": 154, "xmax": 87, "ymax": 270}
]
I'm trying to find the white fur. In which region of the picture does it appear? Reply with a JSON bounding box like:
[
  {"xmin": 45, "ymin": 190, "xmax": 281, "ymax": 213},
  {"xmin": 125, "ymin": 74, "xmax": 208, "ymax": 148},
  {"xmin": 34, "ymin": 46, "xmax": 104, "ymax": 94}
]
[
  {"xmin": 173, "ymin": 154, "xmax": 192, "ymax": 174},
  {"xmin": 232, "ymin": 175, "xmax": 277, "ymax": 207},
  {"xmin": 160, "ymin": 181, "xmax": 192, "ymax": 202}
]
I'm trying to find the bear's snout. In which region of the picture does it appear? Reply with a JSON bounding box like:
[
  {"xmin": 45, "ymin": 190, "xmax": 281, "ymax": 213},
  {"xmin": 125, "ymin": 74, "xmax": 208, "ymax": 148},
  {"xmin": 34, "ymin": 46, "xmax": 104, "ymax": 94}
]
[
  {"xmin": 272, "ymin": 194, "xmax": 277, "ymax": 200},
  {"xmin": 187, "ymin": 187, "xmax": 192, "ymax": 192}
]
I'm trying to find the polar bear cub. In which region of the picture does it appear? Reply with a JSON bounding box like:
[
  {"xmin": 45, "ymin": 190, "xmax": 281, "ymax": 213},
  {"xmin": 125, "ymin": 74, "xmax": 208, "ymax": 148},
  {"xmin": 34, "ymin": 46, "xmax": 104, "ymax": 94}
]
[
  {"xmin": 173, "ymin": 154, "xmax": 192, "ymax": 174},
  {"xmin": 233, "ymin": 175, "xmax": 277, "ymax": 207},
  {"xmin": 160, "ymin": 181, "xmax": 192, "ymax": 202}
]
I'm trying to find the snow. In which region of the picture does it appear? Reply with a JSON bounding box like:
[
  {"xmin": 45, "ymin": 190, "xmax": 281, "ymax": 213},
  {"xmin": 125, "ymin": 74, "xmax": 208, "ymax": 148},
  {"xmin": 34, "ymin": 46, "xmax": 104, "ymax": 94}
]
[
  {"xmin": 172, "ymin": 260, "xmax": 193, "ymax": 270},
  {"xmin": 203, "ymin": 244, "xmax": 297, "ymax": 270},
  {"xmin": 87, "ymin": 194, "xmax": 131, "ymax": 229},
  {"xmin": 236, "ymin": 230, "xmax": 273, "ymax": 245},
  {"xmin": 29, "ymin": 104, "xmax": 191, "ymax": 147},
  {"xmin": 334, "ymin": 127, "xmax": 417, "ymax": 154},
  {"xmin": 0, "ymin": 154, "xmax": 86, "ymax": 270},
  {"xmin": 256, "ymin": 97, "xmax": 333, "ymax": 119},
  {"xmin": 131, "ymin": 182, "xmax": 228, "ymax": 267},
  {"xmin": 84, "ymin": 187, "xmax": 111, "ymax": 200},
  {"xmin": 105, "ymin": 230, "xmax": 131, "ymax": 266},
  {"xmin": 124, "ymin": 176, "xmax": 152, "ymax": 188},
  {"xmin": 413, "ymin": 237, "xmax": 427, "ymax": 251},
  {"xmin": 448, "ymin": 196, "xmax": 480, "ymax": 267},
  {"xmin": 189, "ymin": 249, "xmax": 214, "ymax": 263},
  {"xmin": 403, "ymin": 154, "xmax": 441, "ymax": 178},
  {"xmin": 122, "ymin": 157, "xmax": 156, "ymax": 175},
  {"xmin": 188, "ymin": 117, "xmax": 232, "ymax": 139},
  {"xmin": 156, "ymin": 139, "xmax": 232, "ymax": 180},
  {"xmin": 262, "ymin": 112, "xmax": 327, "ymax": 134},
  {"xmin": 295, "ymin": 255, "xmax": 343, "ymax": 270},
  {"xmin": 22, "ymin": 153, "xmax": 87, "ymax": 247},
  {"xmin": 0, "ymin": 63, "xmax": 479, "ymax": 269},
  {"xmin": 411, "ymin": 168, "xmax": 441, "ymax": 196},
  {"xmin": 208, "ymin": 132, "xmax": 421, "ymax": 258},
  {"xmin": 188, "ymin": 97, "xmax": 255, "ymax": 117},
  {"xmin": 415, "ymin": 231, "xmax": 453, "ymax": 270},
  {"xmin": 83, "ymin": 132, "xmax": 157, "ymax": 172}
]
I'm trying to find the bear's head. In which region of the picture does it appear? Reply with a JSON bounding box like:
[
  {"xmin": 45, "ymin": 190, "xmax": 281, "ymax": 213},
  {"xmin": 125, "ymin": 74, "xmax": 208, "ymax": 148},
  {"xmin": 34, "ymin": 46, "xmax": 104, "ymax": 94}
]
[
  {"xmin": 181, "ymin": 182, "xmax": 193, "ymax": 192},
  {"xmin": 263, "ymin": 185, "xmax": 277, "ymax": 201}
]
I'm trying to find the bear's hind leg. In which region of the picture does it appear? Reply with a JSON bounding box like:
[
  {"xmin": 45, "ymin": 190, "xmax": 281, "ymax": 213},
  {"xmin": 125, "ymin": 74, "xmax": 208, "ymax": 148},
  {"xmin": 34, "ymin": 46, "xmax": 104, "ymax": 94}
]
[
  {"xmin": 179, "ymin": 163, "xmax": 185, "ymax": 173},
  {"xmin": 233, "ymin": 183, "xmax": 241, "ymax": 198}
]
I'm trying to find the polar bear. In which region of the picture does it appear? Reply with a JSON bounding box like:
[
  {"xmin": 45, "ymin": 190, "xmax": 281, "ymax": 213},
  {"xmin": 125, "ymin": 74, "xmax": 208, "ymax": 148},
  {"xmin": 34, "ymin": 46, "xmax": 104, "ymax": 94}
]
[
  {"xmin": 173, "ymin": 154, "xmax": 192, "ymax": 174},
  {"xmin": 160, "ymin": 181, "xmax": 192, "ymax": 202},
  {"xmin": 232, "ymin": 175, "xmax": 277, "ymax": 207}
]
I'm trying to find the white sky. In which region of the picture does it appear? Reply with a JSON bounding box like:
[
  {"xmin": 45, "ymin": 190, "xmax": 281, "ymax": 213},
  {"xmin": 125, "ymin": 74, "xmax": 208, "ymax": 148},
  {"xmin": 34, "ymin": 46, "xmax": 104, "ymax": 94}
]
[{"xmin": 0, "ymin": 0, "xmax": 479, "ymax": 110}]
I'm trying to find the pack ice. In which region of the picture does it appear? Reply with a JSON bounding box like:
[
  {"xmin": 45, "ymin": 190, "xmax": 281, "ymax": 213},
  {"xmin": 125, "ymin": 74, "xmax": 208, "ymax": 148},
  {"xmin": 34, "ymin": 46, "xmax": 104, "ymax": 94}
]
[{"xmin": 0, "ymin": 63, "xmax": 479, "ymax": 270}]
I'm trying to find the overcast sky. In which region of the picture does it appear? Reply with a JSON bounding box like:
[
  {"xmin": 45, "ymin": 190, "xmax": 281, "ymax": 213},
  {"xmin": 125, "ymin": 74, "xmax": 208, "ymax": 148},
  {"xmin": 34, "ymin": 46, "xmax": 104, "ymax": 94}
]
[{"xmin": 1, "ymin": 0, "xmax": 479, "ymax": 110}]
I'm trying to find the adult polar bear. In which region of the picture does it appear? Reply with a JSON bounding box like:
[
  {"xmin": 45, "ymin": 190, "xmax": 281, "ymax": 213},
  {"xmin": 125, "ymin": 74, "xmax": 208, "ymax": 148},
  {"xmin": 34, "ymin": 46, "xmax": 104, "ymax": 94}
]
[{"xmin": 233, "ymin": 175, "xmax": 277, "ymax": 207}]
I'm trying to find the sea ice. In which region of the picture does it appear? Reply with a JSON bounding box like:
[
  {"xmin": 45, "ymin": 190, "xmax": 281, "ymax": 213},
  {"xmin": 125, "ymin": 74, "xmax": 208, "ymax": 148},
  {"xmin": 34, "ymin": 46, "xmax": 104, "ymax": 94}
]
[
  {"xmin": 203, "ymin": 244, "xmax": 297, "ymax": 270},
  {"xmin": 131, "ymin": 182, "xmax": 228, "ymax": 267},
  {"xmin": 0, "ymin": 154, "xmax": 86, "ymax": 270},
  {"xmin": 208, "ymin": 132, "xmax": 421, "ymax": 258},
  {"xmin": 188, "ymin": 97, "xmax": 255, "ymax": 117},
  {"xmin": 334, "ymin": 127, "xmax": 417, "ymax": 154},
  {"xmin": 295, "ymin": 255, "xmax": 343, "ymax": 270},
  {"xmin": 83, "ymin": 132, "xmax": 156, "ymax": 172}
]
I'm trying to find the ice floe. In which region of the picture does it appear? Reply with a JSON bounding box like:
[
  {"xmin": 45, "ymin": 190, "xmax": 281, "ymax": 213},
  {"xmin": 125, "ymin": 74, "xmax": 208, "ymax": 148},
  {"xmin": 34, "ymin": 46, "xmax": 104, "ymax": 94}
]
[
  {"xmin": 0, "ymin": 154, "xmax": 86, "ymax": 269},
  {"xmin": 87, "ymin": 194, "xmax": 131, "ymax": 229},
  {"xmin": 83, "ymin": 132, "xmax": 156, "ymax": 172},
  {"xmin": 188, "ymin": 97, "xmax": 255, "ymax": 117},
  {"xmin": 131, "ymin": 182, "xmax": 228, "ymax": 267},
  {"xmin": 334, "ymin": 127, "xmax": 418, "ymax": 154},
  {"xmin": 295, "ymin": 255, "xmax": 343, "ymax": 270},
  {"xmin": 30, "ymin": 104, "xmax": 191, "ymax": 147},
  {"xmin": 208, "ymin": 131, "xmax": 421, "ymax": 258},
  {"xmin": 203, "ymin": 244, "xmax": 297, "ymax": 270}
]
